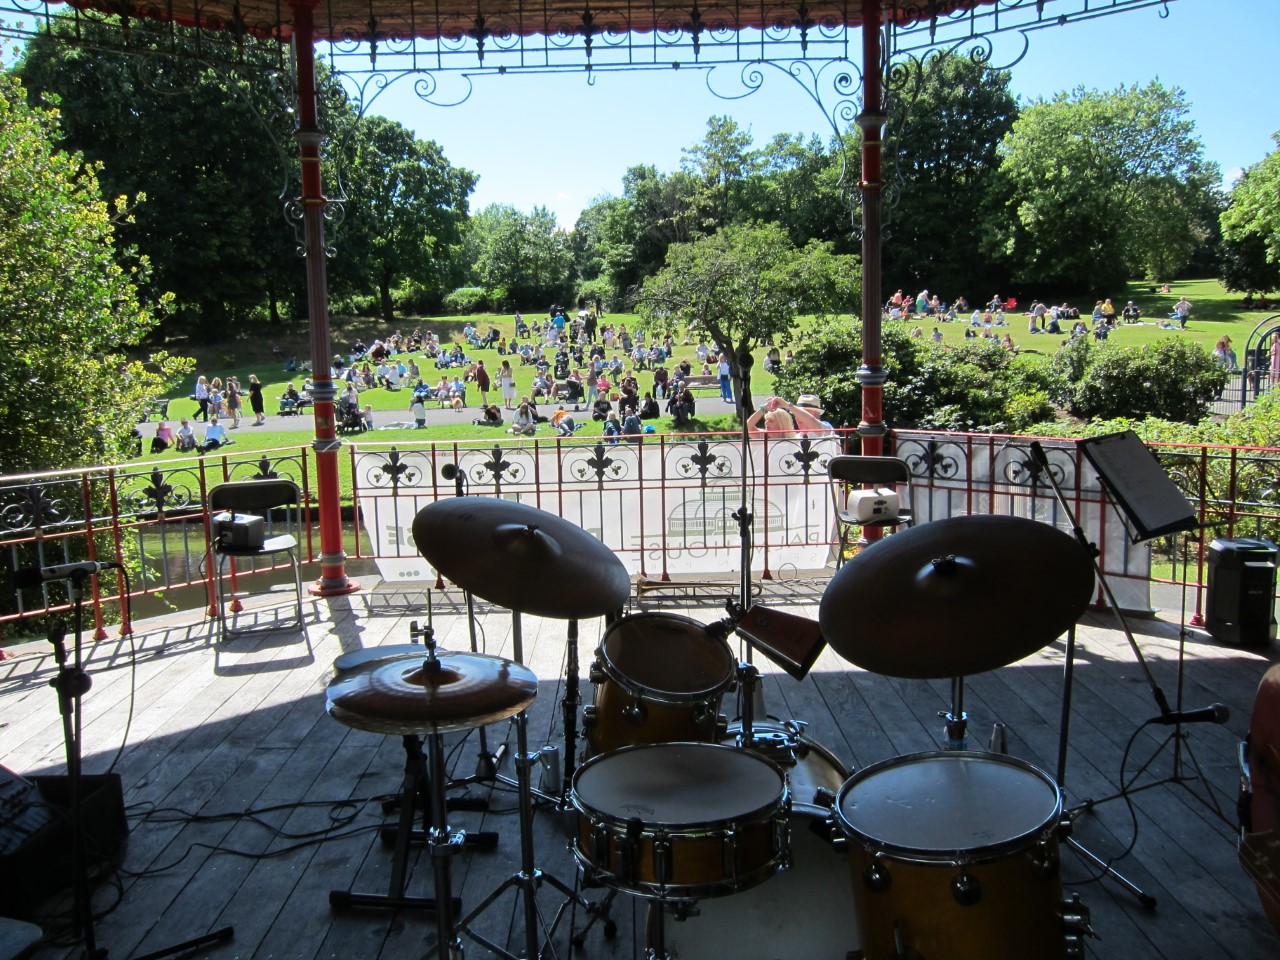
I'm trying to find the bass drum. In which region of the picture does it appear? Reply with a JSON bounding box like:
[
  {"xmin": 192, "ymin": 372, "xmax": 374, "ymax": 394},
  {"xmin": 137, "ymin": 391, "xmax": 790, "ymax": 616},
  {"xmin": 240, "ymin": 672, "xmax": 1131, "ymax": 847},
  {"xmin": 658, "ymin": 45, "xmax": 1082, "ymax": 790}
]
[
  {"xmin": 648, "ymin": 721, "xmax": 860, "ymax": 960},
  {"xmin": 836, "ymin": 751, "xmax": 1083, "ymax": 960},
  {"xmin": 583, "ymin": 613, "xmax": 735, "ymax": 756}
]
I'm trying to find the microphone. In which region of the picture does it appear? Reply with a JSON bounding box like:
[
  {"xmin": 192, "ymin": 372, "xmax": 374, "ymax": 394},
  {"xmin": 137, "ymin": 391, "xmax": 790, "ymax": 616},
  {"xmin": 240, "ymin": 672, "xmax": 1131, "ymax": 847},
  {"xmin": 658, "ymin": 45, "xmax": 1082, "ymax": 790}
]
[
  {"xmin": 441, "ymin": 463, "xmax": 465, "ymax": 497},
  {"xmin": 1152, "ymin": 703, "xmax": 1229, "ymax": 726},
  {"xmin": 14, "ymin": 561, "xmax": 122, "ymax": 588}
]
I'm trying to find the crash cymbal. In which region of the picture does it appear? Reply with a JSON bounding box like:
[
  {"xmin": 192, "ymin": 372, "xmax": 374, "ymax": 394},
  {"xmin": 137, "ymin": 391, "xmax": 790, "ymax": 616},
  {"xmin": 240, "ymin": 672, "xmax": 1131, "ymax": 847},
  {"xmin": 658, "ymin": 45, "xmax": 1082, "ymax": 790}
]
[
  {"xmin": 412, "ymin": 497, "xmax": 631, "ymax": 619},
  {"xmin": 327, "ymin": 649, "xmax": 538, "ymax": 734},
  {"xmin": 819, "ymin": 515, "xmax": 1095, "ymax": 679}
]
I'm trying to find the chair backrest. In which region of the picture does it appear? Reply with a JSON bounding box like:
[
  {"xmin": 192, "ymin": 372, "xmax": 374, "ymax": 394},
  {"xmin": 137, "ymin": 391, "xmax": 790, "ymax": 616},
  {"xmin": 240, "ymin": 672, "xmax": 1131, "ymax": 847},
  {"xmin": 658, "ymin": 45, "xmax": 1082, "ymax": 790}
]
[
  {"xmin": 209, "ymin": 478, "xmax": 301, "ymax": 515},
  {"xmin": 827, "ymin": 455, "xmax": 911, "ymax": 487}
]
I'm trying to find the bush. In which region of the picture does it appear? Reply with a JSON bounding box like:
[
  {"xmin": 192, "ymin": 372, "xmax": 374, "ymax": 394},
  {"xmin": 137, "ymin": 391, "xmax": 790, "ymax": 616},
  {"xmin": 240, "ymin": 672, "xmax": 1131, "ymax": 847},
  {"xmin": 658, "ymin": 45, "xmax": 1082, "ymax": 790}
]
[
  {"xmin": 443, "ymin": 286, "xmax": 489, "ymax": 314},
  {"xmin": 576, "ymin": 277, "xmax": 618, "ymax": 314},
  {"xmin": 1048, "ymin": 337, "xmax": 1226, "ymax": 423}
]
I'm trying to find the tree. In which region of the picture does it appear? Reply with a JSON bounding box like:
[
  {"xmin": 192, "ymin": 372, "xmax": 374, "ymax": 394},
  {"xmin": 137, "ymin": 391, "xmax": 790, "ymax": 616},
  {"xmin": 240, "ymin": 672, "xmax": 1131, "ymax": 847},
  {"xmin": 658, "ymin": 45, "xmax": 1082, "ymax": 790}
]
[
  {"xmin": 0, "ymin": 73, "xmax": 188, "ymax": 473},
  {"xmin": 333, "ymin": 115, "xmax": 476, "ymax": 322},
  {"xmin": 463, "ymin": 203, "xmax": 573, "ymax": 308},
  {"xmin": 17, "ymin": 25, "xmax": 309, "ymax": 338},
  {"xmin": 681, "ymin": 115, "xmax": 761, "ymax": 233},
  {"xmin": 1221, "ymin": 133, "xmax": 1280, "ymax": 292},
  {"xmin": 748, "ymin": 132, "xmax": 856, "ymax": 252},
  {"xmin": 990, "ymin": 82, "xmax": 1219, "ymax": 291},
  {"xmin": 637, "ymin": 223, "xmax": 859, "ymax": 416},
  {"xmin": 881, "ymin": 54, "xmax": 1018, "ymax": 299}
]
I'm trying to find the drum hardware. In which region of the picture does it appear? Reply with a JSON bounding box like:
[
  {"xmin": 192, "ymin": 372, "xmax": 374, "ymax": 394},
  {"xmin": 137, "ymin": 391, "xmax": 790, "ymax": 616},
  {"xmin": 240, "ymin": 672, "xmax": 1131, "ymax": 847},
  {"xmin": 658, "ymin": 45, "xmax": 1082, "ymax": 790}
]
[
  {"xmin": 940, "ymin": 676, "xmax": 968, "ymax": 750},
  {"xmin": 325, "ymin": 630, "xmax": 538, "ymax": 959},
  {"xmin": 988, "ymin": 723, "xmax": 1008, "ymax": 755},
  {"xmin": 732, "ymin": 601, "xmax": 826, "ymax": 681},
  {"xmin": 413, "ymin": 498, "xmax": 631, "ymax": 959}
]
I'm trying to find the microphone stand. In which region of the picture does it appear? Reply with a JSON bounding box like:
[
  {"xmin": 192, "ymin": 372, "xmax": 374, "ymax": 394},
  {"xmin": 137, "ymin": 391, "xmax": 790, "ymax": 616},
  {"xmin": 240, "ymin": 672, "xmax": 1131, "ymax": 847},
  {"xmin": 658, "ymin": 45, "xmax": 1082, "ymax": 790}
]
[
  {"xmin": 731, "ymin": 350, "xmax": 764, "ymax": 738},
  {"xmin": 46, "ymin": 569, "xmax": 234, "ymax": 960}
]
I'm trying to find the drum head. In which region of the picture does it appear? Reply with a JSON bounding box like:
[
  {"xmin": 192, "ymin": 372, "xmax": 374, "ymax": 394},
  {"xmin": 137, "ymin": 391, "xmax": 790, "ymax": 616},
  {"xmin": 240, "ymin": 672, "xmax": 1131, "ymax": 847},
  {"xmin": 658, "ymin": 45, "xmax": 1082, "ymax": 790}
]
[
  {"xmin": 575, "ymin": 743, "xmax": 783, "ymax": 825},
  {"xmin": 601, "ymin": 614, "xmax": 735, "ymax": 698},
  {"xmin": 837, "ymin": 752, "xmax": 1060, "ymax": 856}
]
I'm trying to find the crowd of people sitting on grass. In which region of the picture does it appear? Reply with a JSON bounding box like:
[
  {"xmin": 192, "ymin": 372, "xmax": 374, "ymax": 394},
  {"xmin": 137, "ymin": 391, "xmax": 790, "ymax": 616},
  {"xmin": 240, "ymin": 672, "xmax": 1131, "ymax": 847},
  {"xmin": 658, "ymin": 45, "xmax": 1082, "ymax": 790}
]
[{"xmin": 888, "ymin": 285, "xmax": 1195, "ymax": 350}]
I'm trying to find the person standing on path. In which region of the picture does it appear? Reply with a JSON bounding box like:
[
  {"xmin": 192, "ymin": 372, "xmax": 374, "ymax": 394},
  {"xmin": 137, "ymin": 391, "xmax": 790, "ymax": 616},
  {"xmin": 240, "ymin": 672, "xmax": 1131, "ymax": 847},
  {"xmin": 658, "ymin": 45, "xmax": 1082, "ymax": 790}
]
[
  {"xmin": 248, "ymin": 374, "xmax": 266, "ymax": 425},
  {"xmin": 475, "ymin": 360, "xmax": 491, "ymax": 407}
]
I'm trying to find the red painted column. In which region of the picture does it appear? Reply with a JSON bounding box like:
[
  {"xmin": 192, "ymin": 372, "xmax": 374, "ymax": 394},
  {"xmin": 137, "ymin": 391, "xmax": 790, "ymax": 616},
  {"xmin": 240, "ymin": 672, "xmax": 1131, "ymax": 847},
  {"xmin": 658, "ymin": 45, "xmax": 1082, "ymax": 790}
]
[
  {"xmin": 857, "ymin": 0, "xmax": 886, "ymax": 464},
  {"xmin": 292, "ymin": 1, "xmax": 358, "ymax": 596}
]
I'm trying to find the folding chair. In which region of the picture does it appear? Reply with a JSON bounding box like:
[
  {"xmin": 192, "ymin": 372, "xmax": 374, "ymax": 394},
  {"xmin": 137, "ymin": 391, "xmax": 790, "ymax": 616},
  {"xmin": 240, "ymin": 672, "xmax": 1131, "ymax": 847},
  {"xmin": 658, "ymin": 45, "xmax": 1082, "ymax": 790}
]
[
  {"xmin": 208, "ymin": 479, "xmax": 306, "ymax": 642},
  {"xmin": 828, "ymin": 455, "xmax": 915, "ymax": 567}
]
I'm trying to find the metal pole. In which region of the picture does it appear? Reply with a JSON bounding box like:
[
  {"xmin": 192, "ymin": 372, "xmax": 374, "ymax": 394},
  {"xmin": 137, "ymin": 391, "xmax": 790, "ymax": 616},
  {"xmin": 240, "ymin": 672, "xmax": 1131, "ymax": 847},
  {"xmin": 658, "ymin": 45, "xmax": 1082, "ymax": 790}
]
[{"xmin": 291, "ymin": 1, "xmax": 357, "ymax": 597}]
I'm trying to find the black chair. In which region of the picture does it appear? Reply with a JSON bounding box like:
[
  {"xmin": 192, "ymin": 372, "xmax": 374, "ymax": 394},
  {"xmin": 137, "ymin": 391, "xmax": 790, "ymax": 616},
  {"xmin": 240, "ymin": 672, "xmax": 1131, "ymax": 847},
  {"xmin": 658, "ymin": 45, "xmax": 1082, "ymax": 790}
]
[
  {"xmin": 828, "ymin": 455, "xmax": 915, "ymax": 567},
  {"xmin": 208, "ymin": 479, "xmax": 305, "ymax": 642}
]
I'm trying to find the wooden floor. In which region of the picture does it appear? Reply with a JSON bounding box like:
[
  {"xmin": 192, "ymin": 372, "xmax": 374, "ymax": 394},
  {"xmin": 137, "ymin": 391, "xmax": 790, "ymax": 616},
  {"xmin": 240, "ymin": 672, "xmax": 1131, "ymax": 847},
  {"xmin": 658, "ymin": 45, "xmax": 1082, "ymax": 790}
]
[{"xmin": 2, "ymin": 576, "xmax": 1278, "ymax": 960}]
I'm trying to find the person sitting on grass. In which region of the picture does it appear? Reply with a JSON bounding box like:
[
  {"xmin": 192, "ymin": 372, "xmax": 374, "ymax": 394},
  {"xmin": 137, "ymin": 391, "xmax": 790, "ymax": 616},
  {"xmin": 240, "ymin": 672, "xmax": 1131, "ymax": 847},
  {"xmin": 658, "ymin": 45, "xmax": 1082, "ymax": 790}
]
[
  {"xmin": 473, "ymin": 404, "xmax": 504, "ymax": 428},
  {"xmin": 176, "ymin": 419, "xmax": 196, "ymax": 452},
  {"xmin": 199, "ymin": 417, "xmax": 229, "ymax": 453},
  {"xmin": 602, "ymin": 411, "xmax": 621, "ymax": 444},
  {"xmin": 510, "ymin": 402, "xmax": 537, "ymax": 437},
  {"xmin": 150, "ymin": 421, "xmax": 174, "ymax": 455}
]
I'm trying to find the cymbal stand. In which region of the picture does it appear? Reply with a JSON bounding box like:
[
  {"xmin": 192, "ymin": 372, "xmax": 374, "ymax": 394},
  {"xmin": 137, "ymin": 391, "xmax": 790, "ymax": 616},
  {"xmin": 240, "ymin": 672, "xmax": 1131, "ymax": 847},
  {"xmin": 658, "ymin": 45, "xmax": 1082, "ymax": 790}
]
[
  {"xmin": 1030, "ymin": 442, "xmax": 1158, "ymax": 909},
  {"xmin": 941, "ymin": 676, "xmax": 968, "ymax": 750},
  {"xmin": 46, "ymin": 571, "xmax": 234, "ymax": 960},
  {"xmin": 454, "ymin": 609, "xmax": 591, "ymax": 960},
  {"xmin": 731, "ymin": 355, "xmax": 766, "ymax": 722},
  {"xmin": 559, "ymin": 618, "xmax": 580, "ymax": 802}
]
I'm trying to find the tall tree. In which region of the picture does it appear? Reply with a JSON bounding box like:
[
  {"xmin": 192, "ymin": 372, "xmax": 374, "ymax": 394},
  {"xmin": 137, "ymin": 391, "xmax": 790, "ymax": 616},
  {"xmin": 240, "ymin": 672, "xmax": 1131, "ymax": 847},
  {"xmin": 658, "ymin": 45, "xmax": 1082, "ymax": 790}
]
[
  {"xmin": 881, "ymin": 54, "xmax": 1018, "ymax": 300},
  {"xmin": 333, "ymin": 115, "xmax": 476, "ymax": 322},
  {"xmin": 464, "ymin": 203, "xmax": 573, "ymax": 308},
  {"xmin": 990, "ymin": 82, "xmax": 1219, "ymax": 291},
  {"xmin": 637, "ymin": 223, "xmax": 859, "ymax": 416},
  {"xmin": 1221, "ymin": 133, "xmax": 1280, "ymax": 292},
  {"xmin": 0, "ymin": 73, "xmax": 187, "ymax": 472},
  {"xmin": 680, "ymin": 115, "xmax": 761, "ymax": 233},
  {"xmin": 17, "ymin": 25, "xmax": 308, "ymax": 338}
]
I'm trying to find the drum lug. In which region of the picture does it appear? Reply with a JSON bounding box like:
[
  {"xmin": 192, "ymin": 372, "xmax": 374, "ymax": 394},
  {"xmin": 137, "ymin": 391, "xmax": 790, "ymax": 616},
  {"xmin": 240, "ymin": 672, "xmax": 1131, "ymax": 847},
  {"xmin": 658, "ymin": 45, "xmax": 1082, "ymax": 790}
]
[
  {"xmin": 691, "ymin": 701, "xmax": 717, "ymax": 731},
  {"xmin": 582, "ymin": 706, "xmax": 598, "ymax": 729},
  {"xmin": 588, "ymin": 660, "xmax": 607, "ymax": 685},
  {"xmin": 774, "ymin": 810, "xmax": 792, "ymax": 871},
  {"xmin": 591, "ymin": 825, "xmax": 611, "ymax": 876},
  {"xmin": 1032, "ymin": 838, "xmax": 1060, "ymax": 879},
  {"xmin": 653, "ymin": 834, "xmax": 673, "ymax": 885},
  {"xmin": 623, "ymin": 699, "xmax": 648, "ymax": 726},
  {"xmin": 715, "ymin": 715, "xmax": 729, "ymax": 740},
  {"xmin": 951, "ymin": 871, "xmax": 982, "ymax": 906},
  {"xmin": 863, "ymin": 858, "xmax": 892, "ymax": 893},
  {"xmin": 1062, "ymin": 893, "xmax": 1095, "ymax": 956}
]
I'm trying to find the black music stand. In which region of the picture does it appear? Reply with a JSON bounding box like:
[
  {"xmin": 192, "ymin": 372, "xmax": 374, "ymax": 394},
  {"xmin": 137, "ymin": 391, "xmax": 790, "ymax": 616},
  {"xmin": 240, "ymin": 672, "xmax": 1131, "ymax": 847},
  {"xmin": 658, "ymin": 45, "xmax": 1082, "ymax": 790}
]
[
  {"xmin": 1035, "ymin": 433, "xmax": 1218, "ymax": 910},
  {"xmin": 1075, "ymin": 431, "xmax": 1230, "ymax": 820}
]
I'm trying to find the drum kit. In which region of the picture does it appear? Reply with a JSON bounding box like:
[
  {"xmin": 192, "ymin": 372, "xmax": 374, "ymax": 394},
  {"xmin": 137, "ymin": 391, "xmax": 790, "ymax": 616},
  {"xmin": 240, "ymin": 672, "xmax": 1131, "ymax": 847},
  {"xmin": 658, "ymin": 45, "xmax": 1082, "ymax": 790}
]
[{"xmin": 324, "ymin": 497, "xmax": 1099, "ymax": 960}]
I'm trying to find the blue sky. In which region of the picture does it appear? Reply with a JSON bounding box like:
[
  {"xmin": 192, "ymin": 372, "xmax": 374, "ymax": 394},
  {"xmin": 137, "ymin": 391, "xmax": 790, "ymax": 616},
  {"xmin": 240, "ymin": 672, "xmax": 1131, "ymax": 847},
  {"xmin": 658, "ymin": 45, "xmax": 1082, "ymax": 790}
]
[{"xmin": 368, "ymin": 0, "xmax": 1276, "ymax": 228}]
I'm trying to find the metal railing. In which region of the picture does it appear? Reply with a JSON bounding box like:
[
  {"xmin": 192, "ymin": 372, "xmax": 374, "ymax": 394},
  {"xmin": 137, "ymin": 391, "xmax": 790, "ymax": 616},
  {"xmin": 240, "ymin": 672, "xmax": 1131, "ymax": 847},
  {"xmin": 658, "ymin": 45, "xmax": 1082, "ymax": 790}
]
[{"xmin": 3, "ymin": 429, "xmax": 1278, "ymax": 638}]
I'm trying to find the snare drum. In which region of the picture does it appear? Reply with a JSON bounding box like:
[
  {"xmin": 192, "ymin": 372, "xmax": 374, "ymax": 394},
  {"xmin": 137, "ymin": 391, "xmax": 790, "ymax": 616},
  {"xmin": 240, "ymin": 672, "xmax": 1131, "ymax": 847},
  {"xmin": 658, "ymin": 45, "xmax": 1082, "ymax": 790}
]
[
  {"xmin": 836, "ymin": 752, "xmax": 1082, "ymax": 960},
  {"xmin": 583, "ymin": 613, "xmax": 735, "ymax": 756},
  {"xmin": 649, "ymin": 722, "xmax": 860, "ymax": 959},
  {"xmin": 571, "ymin": 742, "xmax": 789, "ymax": 901}
]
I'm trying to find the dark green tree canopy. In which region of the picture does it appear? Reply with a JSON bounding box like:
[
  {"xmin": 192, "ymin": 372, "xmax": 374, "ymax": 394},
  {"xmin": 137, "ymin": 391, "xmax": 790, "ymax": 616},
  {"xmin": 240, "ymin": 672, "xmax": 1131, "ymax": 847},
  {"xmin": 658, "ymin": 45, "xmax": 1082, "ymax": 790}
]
[{"xmin": 1221, "ymin": 133, "xmax": 1280, "ymax": 293}]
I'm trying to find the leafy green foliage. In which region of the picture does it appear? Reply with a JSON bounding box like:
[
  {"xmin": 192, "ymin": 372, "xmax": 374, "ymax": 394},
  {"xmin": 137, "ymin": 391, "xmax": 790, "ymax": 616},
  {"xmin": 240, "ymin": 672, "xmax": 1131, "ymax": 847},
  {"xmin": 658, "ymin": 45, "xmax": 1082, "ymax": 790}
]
[
  {"xmin": 637, "ymin": 223, "xmax": 859, "ymax": 414},
  {"xmin": 0, "ymin": 73, "xmax": 188, "ymax": 472},
  {"xmin": 463, "ymin": 204, "xmax": 573, "ymax": 308},
  {"xmin": 881, "ymin": 54, "xmax": 1018, "ymax": 299},
  {"xmin": 991, "ymin": 82, "xmax": 1219, "ymax": 290},
  {"xmin": 1221, "ymin": 133, "xmax": 1280, "ymax": 293},
  {"xmin": 1048, "ymin": 337, "xmax": 1225, "ymax": 423}
]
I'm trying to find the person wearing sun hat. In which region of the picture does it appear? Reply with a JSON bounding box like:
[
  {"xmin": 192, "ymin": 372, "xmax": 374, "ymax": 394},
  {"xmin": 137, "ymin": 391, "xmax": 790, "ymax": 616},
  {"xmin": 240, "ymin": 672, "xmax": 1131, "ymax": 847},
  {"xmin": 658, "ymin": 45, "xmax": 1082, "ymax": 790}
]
[{"xmin": 746, "ymin": 393, "xmax": 833, "ymax": 438}]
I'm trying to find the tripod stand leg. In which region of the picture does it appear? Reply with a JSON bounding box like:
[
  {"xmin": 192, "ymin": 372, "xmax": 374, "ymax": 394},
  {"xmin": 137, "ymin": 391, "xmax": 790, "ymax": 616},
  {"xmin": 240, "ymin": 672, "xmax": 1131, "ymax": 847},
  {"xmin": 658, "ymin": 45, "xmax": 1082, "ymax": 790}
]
[{"xmin": 1065, "ymin": 836, "xmax": 1157, "ymax": 910}]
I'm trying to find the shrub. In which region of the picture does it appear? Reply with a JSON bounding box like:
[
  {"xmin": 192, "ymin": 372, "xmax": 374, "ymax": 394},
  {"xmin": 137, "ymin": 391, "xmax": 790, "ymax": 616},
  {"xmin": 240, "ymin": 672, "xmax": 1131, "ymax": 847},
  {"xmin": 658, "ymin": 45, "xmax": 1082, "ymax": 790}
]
[{"xmin": 443, "ymin": 286, "xmax": 489, "ymax": 314}]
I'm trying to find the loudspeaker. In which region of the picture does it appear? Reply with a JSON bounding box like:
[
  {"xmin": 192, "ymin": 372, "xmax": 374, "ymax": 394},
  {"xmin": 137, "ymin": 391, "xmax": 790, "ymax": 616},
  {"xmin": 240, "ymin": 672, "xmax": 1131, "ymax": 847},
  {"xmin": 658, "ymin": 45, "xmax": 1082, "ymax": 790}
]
[{"xmin": 0, "ymin": 772, "xmax": 128, "ymax": 918}]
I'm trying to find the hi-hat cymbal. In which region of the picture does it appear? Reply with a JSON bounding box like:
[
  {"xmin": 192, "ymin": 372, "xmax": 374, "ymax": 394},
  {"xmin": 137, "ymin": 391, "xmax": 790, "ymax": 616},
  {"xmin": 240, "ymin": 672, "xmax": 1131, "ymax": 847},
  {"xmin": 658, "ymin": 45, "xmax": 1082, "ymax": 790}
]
[
  {"xmin": 412, "ymin": 497, "xmax": 631, "ymax": 619},
  {"xmin": 819, "ymin": 515, "xmax": 1095, "ymax": 679},
  {"xmin": 327, "ymin": 649, "xmax": 538, "ymax": 734}
]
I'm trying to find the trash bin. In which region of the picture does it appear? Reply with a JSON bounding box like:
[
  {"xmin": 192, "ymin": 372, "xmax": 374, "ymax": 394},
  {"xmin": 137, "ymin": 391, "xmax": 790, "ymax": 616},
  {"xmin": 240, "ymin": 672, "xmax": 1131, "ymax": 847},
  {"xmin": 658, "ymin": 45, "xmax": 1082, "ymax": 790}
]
[{"xmin": 1206, "ymin": 537, "xmax": 1278, "ymax": 648}]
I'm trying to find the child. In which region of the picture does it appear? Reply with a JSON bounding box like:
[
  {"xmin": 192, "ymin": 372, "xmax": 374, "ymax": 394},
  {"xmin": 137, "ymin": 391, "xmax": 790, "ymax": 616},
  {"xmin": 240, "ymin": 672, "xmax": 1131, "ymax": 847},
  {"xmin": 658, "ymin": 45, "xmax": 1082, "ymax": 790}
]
[
  {"xmin": 411, "ymin": 395, "xmax": 427, "ymax": 429},
  {"xmin": 363, "ymin": 404, "xmax": 375, "ymax": 432}
]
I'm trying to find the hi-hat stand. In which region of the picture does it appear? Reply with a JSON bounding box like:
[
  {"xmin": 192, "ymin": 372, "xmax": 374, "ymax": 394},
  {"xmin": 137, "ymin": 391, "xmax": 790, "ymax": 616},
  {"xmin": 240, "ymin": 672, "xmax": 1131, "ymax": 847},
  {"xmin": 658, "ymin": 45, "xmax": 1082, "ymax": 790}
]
[{"xmin": 37, "ymin": 567, "xmax": 234, "ymax": 960}]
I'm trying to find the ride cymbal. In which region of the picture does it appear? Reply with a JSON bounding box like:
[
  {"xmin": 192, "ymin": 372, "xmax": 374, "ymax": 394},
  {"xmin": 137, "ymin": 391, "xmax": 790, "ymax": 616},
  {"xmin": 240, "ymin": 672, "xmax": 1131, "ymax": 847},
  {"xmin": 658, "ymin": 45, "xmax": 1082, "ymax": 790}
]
[
  {"xmin": 818, "ymin": 515, "xmax": 1095, "ymax": 678},
  {"xmin": 327, "ymin": 649, "xmax": 538, "ymax": 734},
  {"xmin": 412, "ymin": 497, "xmax": 631, "ymax": 619}
]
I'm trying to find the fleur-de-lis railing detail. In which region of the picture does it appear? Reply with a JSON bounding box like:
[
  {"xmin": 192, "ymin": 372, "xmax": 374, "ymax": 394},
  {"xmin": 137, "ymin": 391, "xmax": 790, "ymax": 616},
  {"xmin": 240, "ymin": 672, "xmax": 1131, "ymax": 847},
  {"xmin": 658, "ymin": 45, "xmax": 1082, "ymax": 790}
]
[
  {"xmin": 678, "ymin": 441, "xmax": 731, "ymax": 485},
  {"xmin": 578, "ymin": 443, "xmax": 618, "ymax": 484},
  {"xmin": 2, "ymin": 484, "xmax": 67, "ymax": 533},
  {"xmin": 903, "ymin": 440, "xmax": 960, "ymax": 481},
  {"xmin": 374, "ymin": 447, "xmax": 420, "ymax": 492},
  {"xmin": 142, "ymin": 469, "xmax": 175, "ymax": 514},
  {"xmin": 254, "ymin": 457, "xmax": 280, "ymax": 479},
  {"xmin": 477, "ymin": 445, "xmax": 525, "ymax": 488},
  {"xmin": 781, "ymin": 439, "xmax": 824, "ymax": 480}
]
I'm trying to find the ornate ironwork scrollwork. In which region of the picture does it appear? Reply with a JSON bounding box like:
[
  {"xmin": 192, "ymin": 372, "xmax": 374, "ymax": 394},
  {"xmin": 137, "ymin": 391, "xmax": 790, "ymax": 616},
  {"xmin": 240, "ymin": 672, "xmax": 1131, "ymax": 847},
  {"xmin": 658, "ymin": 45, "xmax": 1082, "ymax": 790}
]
[
  {"xmin": 777, "ymin": 439, "xmax": 829, "ymax": 479},
  {"xmin": 900, "ymin": 438, "xmax": 961, "ymax": 481},
  {"xmin": 0, "ymin": 484, "xmax": 72, "ymax": 534},
  {"xmin": 567, "ymin": 443, "xmax": 632, "ymax": 483},
  {"xmin": 673, "ymin": 440, "xmax": 734, "ymax": 484}
]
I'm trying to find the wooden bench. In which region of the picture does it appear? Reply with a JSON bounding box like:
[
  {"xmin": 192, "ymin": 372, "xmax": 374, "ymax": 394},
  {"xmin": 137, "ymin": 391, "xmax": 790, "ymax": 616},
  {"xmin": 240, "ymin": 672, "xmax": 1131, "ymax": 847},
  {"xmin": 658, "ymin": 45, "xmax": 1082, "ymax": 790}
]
[{"xmin": 678, "ymin": 375, "xmax": 722, "ymax": 394}]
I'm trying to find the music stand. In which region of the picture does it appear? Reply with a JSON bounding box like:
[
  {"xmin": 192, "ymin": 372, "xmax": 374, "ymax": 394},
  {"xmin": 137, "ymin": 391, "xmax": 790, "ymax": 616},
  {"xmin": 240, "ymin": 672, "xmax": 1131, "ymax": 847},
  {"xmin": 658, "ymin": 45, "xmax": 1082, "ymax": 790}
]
[{"xmin": 1076, "ymin": 431, "xmax": 1230, "ymax": 820}]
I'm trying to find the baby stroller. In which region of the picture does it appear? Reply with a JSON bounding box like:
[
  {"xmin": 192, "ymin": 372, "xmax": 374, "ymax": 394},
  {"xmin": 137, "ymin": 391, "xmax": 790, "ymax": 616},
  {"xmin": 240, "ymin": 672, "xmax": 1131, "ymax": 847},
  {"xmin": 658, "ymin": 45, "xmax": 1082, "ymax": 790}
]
[
  {"xmin": 556, "ymin": 379, "xmax": 584, "ymax": 408},
  {"xmin": 336, "ymin": 401, "xmax": 366, "ymax": 435}
]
